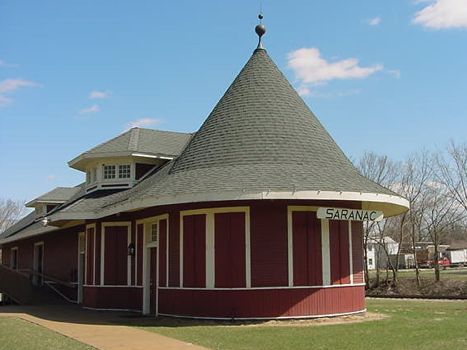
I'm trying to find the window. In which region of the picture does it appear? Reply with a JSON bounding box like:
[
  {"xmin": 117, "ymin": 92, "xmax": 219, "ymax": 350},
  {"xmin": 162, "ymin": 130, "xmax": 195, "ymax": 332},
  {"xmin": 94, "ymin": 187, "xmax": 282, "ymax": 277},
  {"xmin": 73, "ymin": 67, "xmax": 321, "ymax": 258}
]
[
  {"xmin": 369, "ymin": 258, "xmax": 373, "ymax": 266},
  {"xmin": 103, "ymin": 165, "xmax": 116, "ymax": 179},
  {"xmin": 150, "ymin": 223, "xmax": 158, "ymax": 242},
  {"xmin": 118, "ymin": 164, "xmax": 131, "ymax": 179}
]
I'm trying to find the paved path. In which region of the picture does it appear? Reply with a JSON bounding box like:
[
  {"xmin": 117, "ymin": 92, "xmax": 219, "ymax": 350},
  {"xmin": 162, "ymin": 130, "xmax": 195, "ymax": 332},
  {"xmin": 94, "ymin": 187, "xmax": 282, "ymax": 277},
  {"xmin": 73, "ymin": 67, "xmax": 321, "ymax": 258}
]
[{"xmin": 0, "ymin": 304, "xmax": 208, "ymax": 350}]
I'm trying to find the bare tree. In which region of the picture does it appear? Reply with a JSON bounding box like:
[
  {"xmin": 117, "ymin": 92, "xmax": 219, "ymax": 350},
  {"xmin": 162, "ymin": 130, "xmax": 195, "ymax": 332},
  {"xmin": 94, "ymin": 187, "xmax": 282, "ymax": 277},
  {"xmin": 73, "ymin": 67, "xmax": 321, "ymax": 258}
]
[
  {"xmin": 436, "ymin": 142, "xmax": 467, "ymax": 214},
  {"xmin": 423, "ymin": 184, "xmax": 465, "ymax": 282},
  {"xmin": 356, "ymin": 152, "xmax": 399, "ymax": 288},
  {"xmin": 398, "ymin": 152, "xmax": 433, "ymax": 287},
  {"xmin": 0, "ymin": 198, "xmax": 26, "ymax": 233}
]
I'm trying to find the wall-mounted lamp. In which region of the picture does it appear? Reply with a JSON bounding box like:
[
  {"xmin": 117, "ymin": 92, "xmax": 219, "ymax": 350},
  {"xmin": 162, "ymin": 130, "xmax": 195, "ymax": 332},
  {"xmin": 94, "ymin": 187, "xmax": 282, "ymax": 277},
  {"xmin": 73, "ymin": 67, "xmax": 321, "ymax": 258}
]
[
  {"xmin": 41, "ymin": 217, "xmax": 50, "ymax": 227},
  {"xmin": 128, "ymin": 242, "xmax": 136, "ymax": 257}
]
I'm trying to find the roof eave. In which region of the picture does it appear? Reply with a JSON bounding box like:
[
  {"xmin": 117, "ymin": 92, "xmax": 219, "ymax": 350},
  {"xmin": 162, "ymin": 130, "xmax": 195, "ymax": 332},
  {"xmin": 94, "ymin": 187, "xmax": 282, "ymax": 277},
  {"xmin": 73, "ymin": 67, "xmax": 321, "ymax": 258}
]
[
  {"xmin": 68, "ymin": 151, "xmax": 175, "ymax": 171},
  {"xmin": 48, "ymin": 190, "xmax": 409, "ymax": 223}
]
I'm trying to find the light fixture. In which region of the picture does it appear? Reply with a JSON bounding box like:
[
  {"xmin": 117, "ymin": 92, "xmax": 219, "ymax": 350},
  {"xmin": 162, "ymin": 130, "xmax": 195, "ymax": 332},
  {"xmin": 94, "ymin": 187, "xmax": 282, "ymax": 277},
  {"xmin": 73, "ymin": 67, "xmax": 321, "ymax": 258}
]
[{"xmin": 128, "ymin": 242, "xmax": 135, "ymax": 256}]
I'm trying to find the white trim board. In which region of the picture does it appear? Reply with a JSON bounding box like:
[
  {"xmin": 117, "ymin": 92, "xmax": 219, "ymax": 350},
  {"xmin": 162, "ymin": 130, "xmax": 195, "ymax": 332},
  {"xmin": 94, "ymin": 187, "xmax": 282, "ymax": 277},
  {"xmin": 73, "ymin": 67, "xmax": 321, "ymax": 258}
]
[
  {"xmin": 100, "ymin": 222, "xmax": 132, "ymax": 286},
  {"xmin": 179, "ymin": 206, "xmax": 251, "ymax": 289},
  {"xmin": 158, "ymin": 308, "xmax": 367, "ymax": 321},
  {"xmin": 49, "ymin": 190, "xmax": 409, "ymax": 223}
]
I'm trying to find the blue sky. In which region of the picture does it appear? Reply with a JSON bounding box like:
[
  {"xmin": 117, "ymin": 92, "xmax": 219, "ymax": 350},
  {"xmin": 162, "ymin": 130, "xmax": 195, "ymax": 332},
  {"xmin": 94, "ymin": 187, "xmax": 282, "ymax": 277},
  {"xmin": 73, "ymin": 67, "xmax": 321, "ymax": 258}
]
[{"xmin": 1, "ymin": 0, "xmax": 466, "ymax": 202}]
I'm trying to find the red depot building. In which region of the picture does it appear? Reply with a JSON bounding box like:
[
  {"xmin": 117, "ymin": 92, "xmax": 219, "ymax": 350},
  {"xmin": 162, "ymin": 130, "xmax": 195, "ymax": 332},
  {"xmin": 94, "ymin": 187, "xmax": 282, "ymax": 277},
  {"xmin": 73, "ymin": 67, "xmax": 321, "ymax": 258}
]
[{"xmin": 0, "ymin": 22, "xmax": 408, "ymax": 319}]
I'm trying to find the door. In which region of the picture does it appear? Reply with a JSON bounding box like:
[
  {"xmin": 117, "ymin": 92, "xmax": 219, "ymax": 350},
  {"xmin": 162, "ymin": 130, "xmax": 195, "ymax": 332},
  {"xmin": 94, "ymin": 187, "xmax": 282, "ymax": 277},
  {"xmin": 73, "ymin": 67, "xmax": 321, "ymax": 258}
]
[
  {"xmin": 33, "ymin": 244, "xmax": 44, "ymax": 286},
  {"xmin": 78, "ymin": 253, "xmax": 85, "ymax": 303},
  {"xmin": 149, "ymin": 247, "xmax": 158, "ymax": 315}
]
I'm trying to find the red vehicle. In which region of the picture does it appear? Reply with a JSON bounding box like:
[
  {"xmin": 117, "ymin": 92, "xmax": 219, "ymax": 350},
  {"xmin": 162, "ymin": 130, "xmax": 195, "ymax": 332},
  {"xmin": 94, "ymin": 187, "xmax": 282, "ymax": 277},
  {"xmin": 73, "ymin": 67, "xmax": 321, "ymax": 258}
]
[{"xmin": 428, "ymin": 257, "xmax": 450, "ymax": 269}]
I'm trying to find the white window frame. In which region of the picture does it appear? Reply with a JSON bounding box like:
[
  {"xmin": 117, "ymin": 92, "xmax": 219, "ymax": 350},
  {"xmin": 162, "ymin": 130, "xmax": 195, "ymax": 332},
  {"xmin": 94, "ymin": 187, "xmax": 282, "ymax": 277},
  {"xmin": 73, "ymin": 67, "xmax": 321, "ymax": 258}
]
[
  {"xmin": 103, "ymin": 164, "xmax": 116, "ymax": 179},
  {"xmin": 100, "ymin": 222, "xmax": 132, "ymax": 287},
  {"xmin": 118, "ymin": 164, "xmax": 131, "ymax": 179},
  {"xmin": 179, "ymin": 207, "xmax": 251, "ymax": 290},
  {"xmin": 137, "ymin": 214, "xmax": 169, "ymax": 316}
]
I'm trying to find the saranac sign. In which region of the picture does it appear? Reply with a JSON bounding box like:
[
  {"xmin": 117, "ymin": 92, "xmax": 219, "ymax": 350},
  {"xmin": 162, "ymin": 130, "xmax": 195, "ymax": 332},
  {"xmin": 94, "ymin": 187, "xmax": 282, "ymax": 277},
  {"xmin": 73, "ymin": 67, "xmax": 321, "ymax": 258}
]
[{"xmin": 317, "ymin": 207, "xmax": 384, "ymax": 222}]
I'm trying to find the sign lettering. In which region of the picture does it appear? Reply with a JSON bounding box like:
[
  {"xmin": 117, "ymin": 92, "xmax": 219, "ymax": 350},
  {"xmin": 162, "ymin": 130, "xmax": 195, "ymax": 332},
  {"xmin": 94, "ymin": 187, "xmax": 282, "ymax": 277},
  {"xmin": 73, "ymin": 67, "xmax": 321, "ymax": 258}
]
[{"xmin": 317, "ymin": 207, "xmax": 383, "ymax": 222}]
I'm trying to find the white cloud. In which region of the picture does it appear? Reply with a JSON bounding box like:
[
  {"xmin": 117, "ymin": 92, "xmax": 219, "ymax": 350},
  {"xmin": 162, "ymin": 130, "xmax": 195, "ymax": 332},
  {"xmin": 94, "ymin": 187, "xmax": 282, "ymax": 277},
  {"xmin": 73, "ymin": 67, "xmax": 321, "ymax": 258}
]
[
  {"xmin": 0, "ymin": 78, "xmax": 40, "ymax": 107},
  {"xmin": 368, "ymin": 17, "xmax": 382, "ymax": 26},
  {"xmin": 387, "ymin": 69, "xmax": 401, "ymax": 79},
  {"xmin": 89, "ymin": 90, "xmax": 111, "ymax": 99},
  {"xmin": 310, "ymin": 89, "xmax": 362, "ymax": 99},
  {"xmin": 0, "ymin": 78, "xmax": 39, "ymax": 94},
  {"xmin": 0, "ymin": 59, "xmax": 18, "ymax": 68},
  {"xmin": 0, "ymin": 95, "xmax": 12, "ymax": 107},
  {"xmin": 296, "ymin": 85, "xmax": 311, "ymax": 96},
  {"xmin": 287, "ymin": 48, "xmax": 383, "ymax": 85},
  {"xmin": 413, "ymin": 0, "xmax": 467, "ymax": 29},
  {"xmin": 79, "ymin": 104, "xmax": 100, "ymax": 114},
  {"xmin": 125, "ymin": 118, "xmax": 162, "ymax": 130}
]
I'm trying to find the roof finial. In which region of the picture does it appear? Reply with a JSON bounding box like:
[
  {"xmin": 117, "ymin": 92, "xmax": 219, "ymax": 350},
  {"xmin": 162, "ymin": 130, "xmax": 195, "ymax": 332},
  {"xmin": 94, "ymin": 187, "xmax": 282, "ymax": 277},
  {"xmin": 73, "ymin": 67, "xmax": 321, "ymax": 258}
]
[{"xmin": 255, "ymin": 12, "xmax": 266, "ymax": 50}]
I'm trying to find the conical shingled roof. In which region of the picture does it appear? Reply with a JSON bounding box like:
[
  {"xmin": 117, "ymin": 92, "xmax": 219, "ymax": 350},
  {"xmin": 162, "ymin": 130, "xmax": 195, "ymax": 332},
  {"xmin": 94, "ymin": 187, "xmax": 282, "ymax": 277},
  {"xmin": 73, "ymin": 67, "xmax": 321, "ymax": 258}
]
[
  {"xmin": 50, "ymin": 45, "xmax": 409, "ymax": 221},
  {"xmin": 95, "ymin": 47, "xmax": 408, "ymax": 217},
  {"xmin": 167, "ymin": 49, "xmax": 397, "ymax": 196}
]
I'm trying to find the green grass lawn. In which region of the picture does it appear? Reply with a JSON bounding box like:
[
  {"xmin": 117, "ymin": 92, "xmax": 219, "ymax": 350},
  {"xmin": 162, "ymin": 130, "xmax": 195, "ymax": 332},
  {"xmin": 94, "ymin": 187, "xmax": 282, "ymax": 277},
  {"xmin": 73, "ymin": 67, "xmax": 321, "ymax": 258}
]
[
  {"xmin": 370, "ymin": 267, "xmax": 467, "ymax": 281},
  {"xmin": 138, "ymin": 299, "xmax": 467, "ymax": 350},
  {"xmin": 0, "ymin": 317, "xmax": 94, "ymax": 350}
]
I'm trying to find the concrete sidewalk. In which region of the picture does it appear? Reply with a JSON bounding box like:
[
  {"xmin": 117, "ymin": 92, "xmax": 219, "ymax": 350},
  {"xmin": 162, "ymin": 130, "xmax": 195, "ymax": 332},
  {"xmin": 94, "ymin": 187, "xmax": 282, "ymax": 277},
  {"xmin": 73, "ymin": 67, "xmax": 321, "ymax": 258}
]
[{"xmin": 0, "ymin": 305, "xmax": 208, "ymax": 350}]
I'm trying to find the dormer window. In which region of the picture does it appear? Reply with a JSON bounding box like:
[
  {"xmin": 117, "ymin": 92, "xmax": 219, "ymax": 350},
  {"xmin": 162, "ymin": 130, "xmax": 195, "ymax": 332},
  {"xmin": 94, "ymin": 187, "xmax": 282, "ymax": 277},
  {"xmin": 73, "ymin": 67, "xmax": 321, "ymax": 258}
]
[
  {"xmin": 103, "ymin": 165, "xmax": 116, "ymax": 179},
  {"xmin": 92, "ymin": 167, "xmax": 97, "ymax": 182},
  {"xmin": 118, "ymin": 164, "xmax": 131, "ymax": 179}
]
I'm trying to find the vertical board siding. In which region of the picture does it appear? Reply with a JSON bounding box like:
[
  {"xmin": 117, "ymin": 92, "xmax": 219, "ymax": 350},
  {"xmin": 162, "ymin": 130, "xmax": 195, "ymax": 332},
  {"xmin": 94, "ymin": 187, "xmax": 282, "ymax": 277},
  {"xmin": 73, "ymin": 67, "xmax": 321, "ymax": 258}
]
[
  {"xmin": 292, "ymin": 211, "xmax": 322, "ymax": 286},
  {"xmin": 159, "ymin": 219, "xmax": 168, "ymax": 287},
  {"xmin": 83, "ymin": 286, "xmax": 143, "ymax": 310},
  {"xmin": 104, "ymin": 226, "xmax": 128, "ymax": 285},
  {"xmin": 136, "ymin": 223, "xmax": 144, "ymax": 286},
  {"xmin": 168, "ymin": 212, "xmax": 180, "ymax": 287},
  {"xmin": 130, "ymin": 224, "xmax": 136, "ymax": 285},
  {"xmin": 158, "ymin": 285, "xmax": 365, "ymax": 318},
  {"xmin": 215, "ymin": 212, "xmax": 246, "ymax": 288},
  {"xmin": 95, "ymin": 229, "xmax": 101, "ymax": 285},
  {"xmin": 351, "ymin": 222, "xmax": 364, "ymax": 284},
  {"xmin": 251, "ymin": 203, "xmax": 288, "ymax": 287},
  {"xmin": 86, "ymin": 227, "xmax": 94, "ymax": 285},
  {"xmin": 183, "ymin": 214, "xmax": 206, "ymax": 288},
  {"xmin": 329, "ymin": 221, "xmax": 350, "ymax": 285}
]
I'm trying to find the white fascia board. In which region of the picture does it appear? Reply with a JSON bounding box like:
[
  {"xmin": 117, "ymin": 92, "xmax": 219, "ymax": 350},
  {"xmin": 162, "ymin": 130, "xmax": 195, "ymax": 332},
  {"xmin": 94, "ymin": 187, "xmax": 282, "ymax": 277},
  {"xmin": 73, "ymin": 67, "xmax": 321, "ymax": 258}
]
[
  {"xmin": 131, "ymin": 152, "xmax": 174, "ymax": 160},
  {"xmin": 48, "ymin": 190, "xmax": 409, "ymax": 223},
  {"xmin": 69, "ymin": 152, "xmax": 174, "ymax": 170},
  {"xmin": 0, "ymin": 226, "xmax": 59, "ymax": 244}
]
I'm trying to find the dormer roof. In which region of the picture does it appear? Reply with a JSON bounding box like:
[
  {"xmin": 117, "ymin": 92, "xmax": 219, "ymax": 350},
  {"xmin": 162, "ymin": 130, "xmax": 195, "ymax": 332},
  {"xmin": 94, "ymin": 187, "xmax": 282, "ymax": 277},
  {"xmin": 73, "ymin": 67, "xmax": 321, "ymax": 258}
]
[
  {"xmin": 68, "ymin": 128, "xmax": 192, "ymax": 171},
  {"xmin": 25, "ymin": 187, "xmax": 81, "ymax": 207}
]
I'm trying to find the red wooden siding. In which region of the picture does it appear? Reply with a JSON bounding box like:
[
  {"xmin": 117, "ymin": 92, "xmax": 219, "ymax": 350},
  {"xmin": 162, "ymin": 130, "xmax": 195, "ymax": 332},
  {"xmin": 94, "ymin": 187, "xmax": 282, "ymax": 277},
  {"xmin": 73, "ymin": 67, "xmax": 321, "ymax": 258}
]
[
  {"xmin": 329, "ymin": 221, "xmax": 350, "ymax": 285},
  {"xmin": 86, "ymin": 227, "xmax": 94, "ymax": 285},
  {"xmin": 159, "ymin": 285, "xmax": 365, "ymax": 318},
  {"xmin": 136, "ymin": 223, "xmax": 144, "ymax": 285},
  {"xmin": 250, "ymin": 202, "xmax": 288, "ymax": 287},
  {"xmin": 351, "ymin": 221, "xmax": 364, "ymax": 283},
  {"xmin": 41, "ymin": 229, "xmax": 79, "ymax": 282},
  {"xmin": 95, "ymin": 228, "xmax": 101, "ymax": 285},
  {"xmin": 183, "ymin": 214, "xmax": 206, "ymax": 288},
  {"xmin": 292, "ymin": 211, "xmax": 322, "ymax": 286},
  {"xmin": 130, "ymin": 224, "xmax": 136, "ymax": 285},
  {"xmin": 215, "ymin": 212, "xmax": 246, "ymax": 288},
  {"xmin": 84, "ymin": 286, "xmax": 142, "ymax": 310},
  {"xmin": 168, "ymin": 212, "xmax": 180, "ymax": 287},
  {"xmin": 159, "ymin": 219, "xmax": 168, "ymax": 287},
  {"xmin": 104, "ymin": 226, "xmax": 128, "ymax": 285}
]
